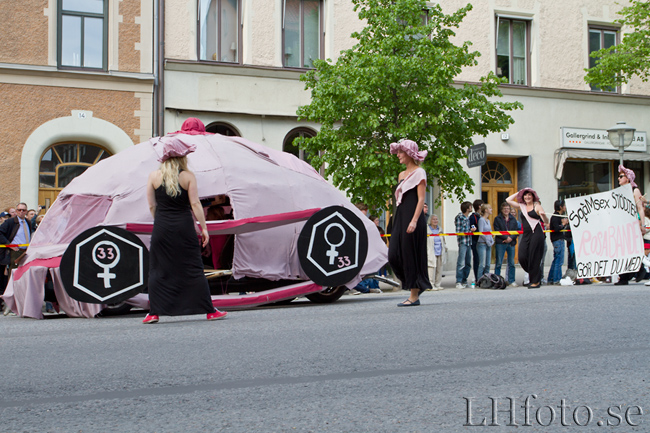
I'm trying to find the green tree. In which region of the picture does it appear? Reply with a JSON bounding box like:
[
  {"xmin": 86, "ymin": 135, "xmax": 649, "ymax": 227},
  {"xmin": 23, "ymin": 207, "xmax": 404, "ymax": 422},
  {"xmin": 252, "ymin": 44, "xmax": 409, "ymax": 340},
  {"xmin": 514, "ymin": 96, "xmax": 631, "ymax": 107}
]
[
  {"xmin": 296, "ymin": 0, "xmax": 522, "ymax": 211},
  {"xmin": 585, "ymin": 0, "xmax": 650, "ymax": 89}
]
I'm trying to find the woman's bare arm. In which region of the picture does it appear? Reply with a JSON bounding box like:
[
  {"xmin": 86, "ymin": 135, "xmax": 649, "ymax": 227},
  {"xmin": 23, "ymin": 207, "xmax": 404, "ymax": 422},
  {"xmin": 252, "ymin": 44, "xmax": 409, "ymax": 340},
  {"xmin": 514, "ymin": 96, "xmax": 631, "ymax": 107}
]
[
  {"xmin": 184, "ymin": 172, "xmax": 210, "ymax": 248},
  {"xmin": 146, "ymin": 172, "xmax": 157, "ymax": 218}
]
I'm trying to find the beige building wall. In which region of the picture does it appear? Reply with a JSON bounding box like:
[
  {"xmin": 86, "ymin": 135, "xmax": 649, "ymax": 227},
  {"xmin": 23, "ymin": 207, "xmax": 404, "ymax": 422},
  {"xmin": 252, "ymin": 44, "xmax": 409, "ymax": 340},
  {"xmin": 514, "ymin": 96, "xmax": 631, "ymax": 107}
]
[
  {"xmin": 440, "ymin": 0, "xmax": 650, "ymax": 95},
  {"xmin": 0, "ymin": 0, "xmax": 50, "ymax": 66}
]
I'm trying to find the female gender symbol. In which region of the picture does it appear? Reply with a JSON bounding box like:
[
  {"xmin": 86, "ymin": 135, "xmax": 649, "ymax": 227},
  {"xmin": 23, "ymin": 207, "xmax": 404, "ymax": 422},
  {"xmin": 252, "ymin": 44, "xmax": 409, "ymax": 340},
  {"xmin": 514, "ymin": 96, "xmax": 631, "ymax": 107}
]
[
  {"xmin": 92, "ymin": 241, "xmax": 121, "ymax": 288},
  {"xmin": 324, "ymin": 223, "xmax": 346, "ymax": 265}
]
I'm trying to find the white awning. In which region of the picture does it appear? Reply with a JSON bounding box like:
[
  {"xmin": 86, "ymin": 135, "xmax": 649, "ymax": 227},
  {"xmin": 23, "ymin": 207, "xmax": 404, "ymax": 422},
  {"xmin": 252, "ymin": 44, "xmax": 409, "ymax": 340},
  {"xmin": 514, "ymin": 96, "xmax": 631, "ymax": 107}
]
[{"xmin": 554, "ymin": 148, "xmax": 650, "ymax": 179}]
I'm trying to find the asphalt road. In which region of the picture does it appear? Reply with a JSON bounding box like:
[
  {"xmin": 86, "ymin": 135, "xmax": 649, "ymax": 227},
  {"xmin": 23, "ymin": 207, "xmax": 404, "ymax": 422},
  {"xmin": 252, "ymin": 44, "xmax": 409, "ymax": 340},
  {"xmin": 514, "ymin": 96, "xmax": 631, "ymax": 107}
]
[{"xmin": 1, "ymin": 283, "xmax": 649, "ymax": 432}]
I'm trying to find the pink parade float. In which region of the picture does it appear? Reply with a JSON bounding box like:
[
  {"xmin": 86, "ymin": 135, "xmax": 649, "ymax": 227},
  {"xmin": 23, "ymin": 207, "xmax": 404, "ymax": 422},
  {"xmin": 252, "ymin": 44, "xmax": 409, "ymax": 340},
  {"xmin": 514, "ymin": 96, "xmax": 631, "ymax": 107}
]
[{"xmin": 2, "ymin": 123, "xmax": 388, "ymax": 319}]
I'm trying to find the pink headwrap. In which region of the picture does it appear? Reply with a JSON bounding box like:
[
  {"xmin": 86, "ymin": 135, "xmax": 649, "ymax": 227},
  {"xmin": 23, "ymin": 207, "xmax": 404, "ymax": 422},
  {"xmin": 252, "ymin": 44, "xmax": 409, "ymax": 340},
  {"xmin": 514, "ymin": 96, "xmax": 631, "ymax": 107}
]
[
  {"xmin": 618, "ymin": 164, "xmax": 638, "ymax": 188},
  {"xmin": 170, "ymin": 117, "xmax": 213, "ymax": 135},
  {"xmin": 389, "ymin": 139, "xmax": 427, "ymax": 162},
  {"xmin": 154, "ymin": 136, "xmax": 197, "ymax": 162}
]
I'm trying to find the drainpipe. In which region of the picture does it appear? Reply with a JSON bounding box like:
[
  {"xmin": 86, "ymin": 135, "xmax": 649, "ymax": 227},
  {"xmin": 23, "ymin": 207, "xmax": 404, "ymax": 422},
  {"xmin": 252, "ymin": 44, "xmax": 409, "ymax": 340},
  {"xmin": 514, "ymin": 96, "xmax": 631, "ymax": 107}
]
[{"xmin": 152, "ymin": 0, "xmax": 165, "ymax": 137}]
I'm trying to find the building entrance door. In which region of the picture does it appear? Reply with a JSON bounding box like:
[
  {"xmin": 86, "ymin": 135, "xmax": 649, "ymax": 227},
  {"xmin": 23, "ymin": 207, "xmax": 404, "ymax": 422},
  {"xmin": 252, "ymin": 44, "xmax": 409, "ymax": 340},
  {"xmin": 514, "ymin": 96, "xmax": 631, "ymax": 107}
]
[{"xmin": 481, "ymin": 158, "xmax": 518, "ymax": 263}]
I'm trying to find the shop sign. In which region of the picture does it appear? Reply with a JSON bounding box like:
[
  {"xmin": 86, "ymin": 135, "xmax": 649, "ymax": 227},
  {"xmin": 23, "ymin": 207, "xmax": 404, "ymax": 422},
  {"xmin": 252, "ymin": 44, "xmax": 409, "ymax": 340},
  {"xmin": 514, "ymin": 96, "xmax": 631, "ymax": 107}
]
[
  {"xmin": 467, "ymin": 142, "xmax": 487, "ymax": 168},
  {"xmin": 561, "ymin": 127, "xmax": 647, "ymax": 152}
]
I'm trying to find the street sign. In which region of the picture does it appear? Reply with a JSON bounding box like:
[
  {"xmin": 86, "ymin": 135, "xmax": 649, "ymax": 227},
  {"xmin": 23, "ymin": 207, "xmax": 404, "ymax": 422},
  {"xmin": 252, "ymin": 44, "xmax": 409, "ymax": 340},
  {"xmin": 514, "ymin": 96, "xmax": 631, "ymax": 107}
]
[
  {"xmin": 60, "ymin": 226, "xmax": 149, "ymax": 304},
  {"xmin": 467, "ymin": 142, "xmax": 487, "ymax": 168},
  {"xmin": 298, "ymin": 206, "xmax": 368, "ymax": 287}
]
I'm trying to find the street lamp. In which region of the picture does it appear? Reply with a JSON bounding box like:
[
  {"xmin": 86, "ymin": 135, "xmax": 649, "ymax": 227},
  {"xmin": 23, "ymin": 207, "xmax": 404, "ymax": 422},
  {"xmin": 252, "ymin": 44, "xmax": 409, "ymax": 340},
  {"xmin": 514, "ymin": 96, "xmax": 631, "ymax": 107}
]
[{"xmin": 607, "ymin": 121, "xmax": 636, "ymax": 166}]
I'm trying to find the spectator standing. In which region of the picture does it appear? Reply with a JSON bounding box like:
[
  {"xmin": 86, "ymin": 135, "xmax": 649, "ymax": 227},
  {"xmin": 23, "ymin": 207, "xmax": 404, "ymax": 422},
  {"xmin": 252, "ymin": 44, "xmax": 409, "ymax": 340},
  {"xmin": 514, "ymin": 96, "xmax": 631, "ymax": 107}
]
[
  {"xmin": 0, "ymin": 203, "xmax": 33, "ymax": 271},
  {"xmin": 426, "ymin": 214, "xmax": 445, "ymax": 290},
  {"xmin": 493, "ymin": 202, "xmax": 518, "ymax": 286},
  {"xmin": 455, "ymin": 201, "xmax": 474, "ymax": 288},
  {"xmin": 476, "ymin": 203, "xmax": 494, "ymax": 278},
  {"xmin": 0, "ymin": 203, "xmax": 34, "ymax": 314},
  {"xmin": 547, "ymin": 200, "xmax": 568, "ymax": 285},
  {"xmin": 468, "ymin": 199, "xmax": 483, "ymax": 283}
]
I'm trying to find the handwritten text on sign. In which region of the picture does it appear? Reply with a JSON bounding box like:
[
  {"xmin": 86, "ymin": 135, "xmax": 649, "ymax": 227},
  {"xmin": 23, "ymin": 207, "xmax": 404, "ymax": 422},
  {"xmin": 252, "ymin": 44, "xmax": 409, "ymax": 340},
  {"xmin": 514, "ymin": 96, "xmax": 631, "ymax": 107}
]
[{"xmin": 566, "ymin": 184, "xmax": 643, "ymax": 279}]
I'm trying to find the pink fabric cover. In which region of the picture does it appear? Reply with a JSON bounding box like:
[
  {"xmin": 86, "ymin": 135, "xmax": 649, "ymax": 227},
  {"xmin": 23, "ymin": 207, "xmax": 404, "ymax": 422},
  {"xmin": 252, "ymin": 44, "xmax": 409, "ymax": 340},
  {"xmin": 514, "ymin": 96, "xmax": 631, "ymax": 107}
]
[
  {"xmin": 389, "ymin": 139, "xmax": 428, "ymax": 162},
  {"xmin": 2, "ymin": 134, "xmax": 388, "ymax": 318},
  {"xmin": 154, "ymin": 136, "xmax": 197, "ymax": 162},
  {"xmin": 126, "ymin": 208, "xmax": 319, "ymax": 235},
  {"xmin": 394, "ymin": 168, "xmax": 427, "ymax": 206}
]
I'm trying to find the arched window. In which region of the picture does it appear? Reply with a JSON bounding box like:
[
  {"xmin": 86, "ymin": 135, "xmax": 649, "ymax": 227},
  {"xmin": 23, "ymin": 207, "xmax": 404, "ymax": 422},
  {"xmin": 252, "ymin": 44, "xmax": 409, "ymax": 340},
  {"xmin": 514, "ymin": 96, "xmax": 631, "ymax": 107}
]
[
  {"xmin": 205, "ymin": 122, "xmax": 240, "ymax": 136},
  {"xmin": 481, "ymin": 160, "xmax": 512, "ymax": 184},
  {"xmin": 39, "ymin": 142, "xmax": 111, "ymax": 207},
  {"xmin": 283, "ymin": 127, "xmax": 316, "ymax": 160}
]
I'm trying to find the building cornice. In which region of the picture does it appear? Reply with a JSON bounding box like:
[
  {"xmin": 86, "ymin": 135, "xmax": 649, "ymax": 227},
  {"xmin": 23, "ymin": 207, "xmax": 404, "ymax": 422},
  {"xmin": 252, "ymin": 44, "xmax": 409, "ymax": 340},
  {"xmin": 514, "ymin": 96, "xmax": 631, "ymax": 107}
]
[
  {"xmin": 0, "ymin": 62, "xmax": 154, "ymax": 92},
  {"xmin": 456, "ymin": 81, "xmax": 650, "ymax": 105},
  {"xmin": 164, "ymin": 59, "xmax": 306, "ymax": 80}
]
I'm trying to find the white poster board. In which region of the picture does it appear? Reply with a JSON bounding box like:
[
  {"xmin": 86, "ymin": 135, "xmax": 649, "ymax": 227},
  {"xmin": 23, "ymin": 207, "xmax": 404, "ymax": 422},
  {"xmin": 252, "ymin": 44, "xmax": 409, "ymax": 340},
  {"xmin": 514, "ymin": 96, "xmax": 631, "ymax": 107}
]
[{"xmin": 566, "ymin": 184, "xmax": 644, "ymax": 279}]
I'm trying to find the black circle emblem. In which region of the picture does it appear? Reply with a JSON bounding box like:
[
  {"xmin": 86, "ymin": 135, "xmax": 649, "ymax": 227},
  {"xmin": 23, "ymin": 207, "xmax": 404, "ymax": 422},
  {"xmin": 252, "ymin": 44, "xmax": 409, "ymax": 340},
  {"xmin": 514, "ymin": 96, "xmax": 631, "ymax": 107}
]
[
  {"xmin": 60, "ymin": 226, "xmax": 149, "ymax": 304},
  {"xmin": 298, "ymin": 206, "xmax": 368, "ymax": 287}
]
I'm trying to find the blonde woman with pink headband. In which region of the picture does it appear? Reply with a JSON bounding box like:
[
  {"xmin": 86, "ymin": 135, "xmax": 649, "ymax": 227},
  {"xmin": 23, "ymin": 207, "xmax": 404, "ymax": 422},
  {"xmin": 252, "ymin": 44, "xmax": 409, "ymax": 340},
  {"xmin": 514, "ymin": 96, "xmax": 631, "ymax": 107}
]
[{"xmin": 388, "ymin": 139, "xmax": 432, "ymax": 306}]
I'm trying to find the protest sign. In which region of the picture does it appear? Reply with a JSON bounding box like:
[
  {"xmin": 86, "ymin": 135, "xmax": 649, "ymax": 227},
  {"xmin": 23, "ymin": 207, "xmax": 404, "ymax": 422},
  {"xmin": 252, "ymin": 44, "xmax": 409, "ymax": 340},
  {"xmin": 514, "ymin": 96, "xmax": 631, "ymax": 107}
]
[{"xmin": 566, "ymin": 184, "xmax": 644, "ymax": 279}]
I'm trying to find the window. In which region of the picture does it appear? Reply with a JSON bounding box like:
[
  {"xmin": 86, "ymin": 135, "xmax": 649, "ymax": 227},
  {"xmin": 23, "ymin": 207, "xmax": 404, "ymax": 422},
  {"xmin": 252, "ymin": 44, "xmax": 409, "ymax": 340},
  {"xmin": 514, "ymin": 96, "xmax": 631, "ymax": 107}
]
[
  {"xmin": 589, "ymin": 27, "xmax": 618, "ymax": 92},
  {"xmin": 283, "ymin": 128, "xmax": 324, "ymax": 175},
  {"xmin": 558, "ymin": 160, "xmax": 644, "ymax": 200},
  {"xmin": 283, "ymin": 0, "xmax": 323, "ymax": 68},
  {"xmin": 58, "ymin": 0, "xmax": 107, "ymax": 69},
  {"xmin": 496, "ymin": 18, "xmax": 529, "ymax": 85},
  {"xmin": 39, "ymin": 142, "xmax": 111, "ymax": 190},
  {"xmin": 199, "ymin": 0, "xmax": 240, "ymax": 63},
  {"xmin": 205, "ymin": 122, "xmax": 240, "ymax": 136}
]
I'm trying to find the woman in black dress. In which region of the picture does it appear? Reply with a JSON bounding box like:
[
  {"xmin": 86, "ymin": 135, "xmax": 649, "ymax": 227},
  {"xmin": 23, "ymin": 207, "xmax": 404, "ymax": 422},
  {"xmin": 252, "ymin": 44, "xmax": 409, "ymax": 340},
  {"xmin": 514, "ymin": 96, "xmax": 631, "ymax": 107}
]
[
  {"xmin": 143, "ymin": 137, "xmax": 227, "ymax": 323},
  {"xmin": 506, "ymin": 188, "xmax": 549, "ymax": 288},
  {"xmin": 388, "ymin": 139, "xmax": 432, "ymax": 306}
]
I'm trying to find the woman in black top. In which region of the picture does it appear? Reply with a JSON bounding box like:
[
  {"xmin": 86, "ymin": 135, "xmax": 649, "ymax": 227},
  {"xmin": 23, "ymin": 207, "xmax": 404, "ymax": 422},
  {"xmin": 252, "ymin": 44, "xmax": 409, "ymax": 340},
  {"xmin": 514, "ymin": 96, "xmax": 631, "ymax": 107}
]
[{"xmin": 507, "ymin": 189, "xmax": 549, "ymax": 288}]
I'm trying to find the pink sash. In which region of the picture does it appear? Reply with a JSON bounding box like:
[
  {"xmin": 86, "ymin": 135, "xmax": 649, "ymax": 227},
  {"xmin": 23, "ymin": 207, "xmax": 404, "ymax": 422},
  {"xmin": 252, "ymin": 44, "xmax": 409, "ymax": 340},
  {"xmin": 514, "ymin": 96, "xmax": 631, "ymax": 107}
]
[
  {"xmin": 519, "ymin": 203, "xmax": 541, "ymax": 232},
  {"xmin": 395, "ymin": 168, "xmax": 426, "ymax": 206}
]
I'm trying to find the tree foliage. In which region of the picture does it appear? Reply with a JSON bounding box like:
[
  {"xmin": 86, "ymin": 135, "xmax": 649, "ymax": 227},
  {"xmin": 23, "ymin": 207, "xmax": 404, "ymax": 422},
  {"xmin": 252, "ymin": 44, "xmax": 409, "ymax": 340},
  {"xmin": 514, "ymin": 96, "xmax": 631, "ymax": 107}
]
[
  {"xmin": 585, "ymin": 0, "xmax": 650, "ymax": 89},
  {"xmin": 296, "ymin": 0, "xmax": 522, "ymax": 211}
]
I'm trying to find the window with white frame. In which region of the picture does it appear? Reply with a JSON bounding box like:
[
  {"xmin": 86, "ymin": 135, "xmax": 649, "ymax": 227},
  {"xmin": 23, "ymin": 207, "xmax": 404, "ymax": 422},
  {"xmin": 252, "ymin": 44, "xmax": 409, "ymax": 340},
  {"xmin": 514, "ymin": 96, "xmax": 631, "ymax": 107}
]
[
  {"xmin": 283, "ymin": 0, "xmax": 323, "ymax": 68},
  {"xmin": 588, "ymin": 26, "xmax": 618, "ymax": 92},
  {"xmin": 58, "ymin": 0, "xmax": 107, "ymax": 69},
  {"xmin": 199, "ymin": 0, "xmax": 240, "ymax": 63},
  {"xmin": 496, "ymin": 17, "xmax": 529, "ymax": 85}
]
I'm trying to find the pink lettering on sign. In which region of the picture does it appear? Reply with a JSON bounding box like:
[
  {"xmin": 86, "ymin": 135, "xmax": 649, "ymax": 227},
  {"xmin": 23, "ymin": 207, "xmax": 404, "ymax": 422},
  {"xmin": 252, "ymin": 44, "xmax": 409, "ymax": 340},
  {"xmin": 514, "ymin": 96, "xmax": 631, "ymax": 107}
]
[{"xmin": 578, "ymin": 222, "xmax": 643, "ymax": 258}]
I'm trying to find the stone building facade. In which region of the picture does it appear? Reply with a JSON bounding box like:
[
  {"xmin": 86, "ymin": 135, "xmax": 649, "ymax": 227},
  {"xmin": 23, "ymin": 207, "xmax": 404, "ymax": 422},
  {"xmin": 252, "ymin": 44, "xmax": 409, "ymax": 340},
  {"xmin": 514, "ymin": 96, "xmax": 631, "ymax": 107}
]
[{"xmin": 0, "ymin": 0, "xmax": 154, "ymax": 211}]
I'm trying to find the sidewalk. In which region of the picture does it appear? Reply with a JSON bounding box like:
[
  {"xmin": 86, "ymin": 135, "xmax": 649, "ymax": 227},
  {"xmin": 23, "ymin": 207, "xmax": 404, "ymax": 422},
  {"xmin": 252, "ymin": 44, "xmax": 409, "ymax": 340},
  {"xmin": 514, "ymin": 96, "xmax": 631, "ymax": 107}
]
[{"xmin": 371, "ymin": 265, "xmax": 560, "ymax": 292}]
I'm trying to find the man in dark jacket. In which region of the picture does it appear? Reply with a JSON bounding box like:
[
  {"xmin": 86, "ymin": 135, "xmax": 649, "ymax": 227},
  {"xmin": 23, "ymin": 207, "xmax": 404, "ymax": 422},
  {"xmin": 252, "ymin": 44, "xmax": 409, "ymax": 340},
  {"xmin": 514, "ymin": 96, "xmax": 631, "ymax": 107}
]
[
  {"xmin": 493, "ymin": 202, "xmax": 519, "ymax": 286},
  {"xmin": 0, "ymin": 203, "xmax": 34, "ymax": 293}
]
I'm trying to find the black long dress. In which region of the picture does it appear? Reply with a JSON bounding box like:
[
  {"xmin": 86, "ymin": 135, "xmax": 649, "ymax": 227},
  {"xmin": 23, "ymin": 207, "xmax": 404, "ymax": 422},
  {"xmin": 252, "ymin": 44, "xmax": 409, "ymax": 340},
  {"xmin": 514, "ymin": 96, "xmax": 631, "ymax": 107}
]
[
  {"xmin": 388, "ymin": 186, "xmax": 431, "ymax": 292},
  {"xmin": 148, "ymin": 185, "xmax": 216, "ymax": 316},
  {"xmin": 518, "ymin": 209, "xmax": 545, "ymax": 285}
]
